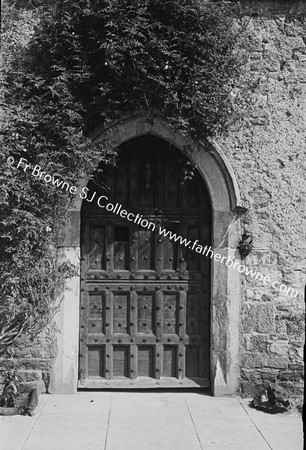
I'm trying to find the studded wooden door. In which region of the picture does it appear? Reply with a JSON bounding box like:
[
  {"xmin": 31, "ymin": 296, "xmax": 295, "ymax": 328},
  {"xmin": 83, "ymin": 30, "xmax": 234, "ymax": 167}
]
[{"xmin": 79, "ymin": 135, "xmax": 211, "ymax": 388}]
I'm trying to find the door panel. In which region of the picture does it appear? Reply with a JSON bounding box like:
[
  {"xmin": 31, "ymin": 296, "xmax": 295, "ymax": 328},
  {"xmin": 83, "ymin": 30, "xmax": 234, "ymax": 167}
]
[
  {"xmin": 88, "ymin": 347, "xmax": 104, "ymax": 377},
  {"xmin": 138, "ymin": 346, "xmax": 155, "ymax": 377},
  {"xmin": 137, "ymin": 294, "xmax": 155, "ymax": 334},
  {"xmin": 163, "ymin": 346, "xmax": 177, "ymax": 377},
  {"xmin": 79, "ymin": 135, "xmax": 211, "ymax": 388},
  {"xmin": 113, "ymin": 346, "xmax": 129, "ymax": 377}
]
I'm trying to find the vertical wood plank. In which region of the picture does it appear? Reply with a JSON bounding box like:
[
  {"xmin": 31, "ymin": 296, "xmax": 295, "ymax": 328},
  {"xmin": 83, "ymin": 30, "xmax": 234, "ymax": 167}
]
[
  {"xmin": 138, "ymin": 152, "xmax": 155, "ymax": 207},
  {"xmin": 113, "ymin": 292, "xmax": 129, "ymax": 334},
  {"xmin": 155, "ymin": 159, "xmax": 164, "ymax": 209},
  {"xmin": 114, "ymin": 152, "xmax": 128, "ymax": 205},
  {"xmin": 138, "ymin": 229, "xmax": 154, "ymax": 270},
  {"xmin": 130, "ymin": 226, "xmax": 138, "ymax": 273},
  {"xmin": 155, "ymin": 289, "xmax": 163, "ymax": 339},
  {"xmin": 163, "ymin": 292, "xmax": 178, "ymax": 335},
  {"xmin": 164, "ymin": 153, "xmax": 179, "ymax": 207},
  {"xmin": 79, "ymin": 289, "xmax": 89, "ymax": 382},
  {"xmin": 163, "ymin": 224, "xmax": 179, "ymax": 271},
  {"xmin": 105, "ymin": 224, "xmax": 113, "ymax": 273},
  {"xmin": 129, "ymin": 149, "xmax": 138, "ymax": 209},
  {"xmin": 130, "ymin": 290, "xmax": 137, "ymax": 380},
  {"xmin": 155, "ymin": 231, "xmax": 163, "ymax": 273},
  {"xmin": 114, "ymin": 226, "xmax": 129, "ymax": 271},
  {"xmin": 137, "ymin": 292, "xmax": 155, "ymax": 334},
  {"xmin": 89, "ymin": 227, "xmax": 105, "ymax": 270},
  {"xmin": 178, "ymin": 290, "xmax": 187, "ymax": 379},
  {"xmin": 178, "ymin": 222, "xmax": 188, "ymax": 274},
  {"xmin": 155, "ymin": 343, "xmax": 162, "ymax": 380},
  {"xmin": 105, "ymin": 290, "xmax": 112, "ymax": 379}
]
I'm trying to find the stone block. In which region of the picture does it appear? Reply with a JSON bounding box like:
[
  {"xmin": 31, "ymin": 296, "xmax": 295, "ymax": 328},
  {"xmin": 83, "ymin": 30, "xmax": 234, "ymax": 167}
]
[
  {"xmin": 250, "ymin": 62, "xmax": 261, "ymax": 72},
  {"xmin": 278, "ymin": 370, "xmax": 303, "ymax": 382},
  {"xmin": 244, "ymin": 336, "xmax": 252, "ymax": 351},
  {"xmin": 19, "ymin": 380, "xmax": 46, "ymax": 395},
  {"xmin": 260, "ymin": 369, "xmax": 279, "ymax": 382},
  {"xmin": 276, "ymin": 380, "xmax": 304, "ymax": 396},
  {"xmin": 0, "ymin": 358, "xmax": 16, "ymax": 370},
  {"xmin": 277, "ymin": 371, "xmax": 291, "ymax": 381},
  {"xmin": 245, "ymin": 335, "xmax": 269, "ymax": 352},
  {"xmin": 284, "ymin": 60, "xmax": 296, "ymax": 72},
  {"xmin": 240, "ymin": 381, "xmax": 262, "ymax": 397},
  {"xmin": 297, "ymin": 54, "xmax": 306, "ymax": 62},
  {"xmin": 259, "ymin": 304, "xmax": 276, "ymax": 333},
  {"xmin": 242, "ymin": 303, "xmax": 276, "ymax": 334},
  {"xmin": 18, "ymin": 358, "xmax": 52, "ymax": 371},
  {"xmin": 266, "ymin": 355, "xmax": 288, "ymax": 369},
  {"xmin": 288, "ymin": 363, "xmax": 304, "ymax": 370},
  {"xmin": 250, "ymin": 52, "xmax": 262, "ymax": 61},
  {"xmin": 245, "ymin": 289, "xmax": 262, "ymax": 301},
  {"xmin": 18, "ymin": 370, "xmax": 42, "ymax": 382},
  {"xmin": 249, "ymin": 187, "xmax": 272, "ymax": 206},
  {"xmin": 286, "ymin": 315, "xmax": 305, "ymax": 335},
  {"xmin": 249, "ymin": 115, "xmax": 270, "ymax": 126},
  {"xmin": 246, "ymin": 251, "xmax": 277, "ymax": 266},
  {"xmin": 242, "ymin": 353, "xmax": 267, "ymax": 368},
  {"xmin": 266, "ymin": 61, "xmax": 280, "ymax": 72},
  {"xmin": 254, "ymin": 232, "xmax": 273, "ymax": 248},
  {"xmin": 296, "ymin": 346, "xmax": 304, "ymax": 359},
  {"xmin": 269, "ymin": 340, "xmax": 289, "ymax": 356},
  {"xmin": 241, "ymin": 369, "xmax": 261, "ymax": 381}
]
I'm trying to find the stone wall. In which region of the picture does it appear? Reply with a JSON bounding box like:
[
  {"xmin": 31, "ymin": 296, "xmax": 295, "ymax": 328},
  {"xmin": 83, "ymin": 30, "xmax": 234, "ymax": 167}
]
[
  {"xmin": 219, "ymin": 0, "xmax": 305, "ymax": 398},
  {"xmin": 0, "ymin": 332, "xmax": 56, "ymax": 394}
]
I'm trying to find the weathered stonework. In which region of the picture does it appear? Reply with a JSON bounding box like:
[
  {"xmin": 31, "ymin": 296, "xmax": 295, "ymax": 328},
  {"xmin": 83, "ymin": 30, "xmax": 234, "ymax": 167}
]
[
  {"xmin": 218, "ymin": 0, "xmax": 305, "ymax": 398},
  {"xmin": 0, "ymin": 332, "xmax": 56, "ymax": 394}
]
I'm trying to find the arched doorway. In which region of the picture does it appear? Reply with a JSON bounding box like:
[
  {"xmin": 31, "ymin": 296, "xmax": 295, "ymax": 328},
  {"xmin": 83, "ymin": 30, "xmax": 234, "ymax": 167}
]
[
  {"xmin": 51, "ymin": 114, "xmax": 241, "ymax": 395},
  {"xmin": 79, "ymin": 135, "xmax": 212, "ymax": 388}
]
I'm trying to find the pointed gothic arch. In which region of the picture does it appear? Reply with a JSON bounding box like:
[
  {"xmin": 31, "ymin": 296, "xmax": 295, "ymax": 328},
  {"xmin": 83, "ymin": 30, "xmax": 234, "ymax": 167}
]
[{"xmin": 51, "ymin": 114, "xmax": 242, "ymax": 395}]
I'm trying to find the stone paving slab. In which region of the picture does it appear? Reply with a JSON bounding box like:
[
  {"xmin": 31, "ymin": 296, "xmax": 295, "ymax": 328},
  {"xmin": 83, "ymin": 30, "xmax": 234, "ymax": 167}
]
[
  {"xmin": 0, "ymin": 393, "xmax": 303, "ymax": 450},
  {"xmin": 238, "ymin": 398, "xmax": 303, "ymax": 450}
]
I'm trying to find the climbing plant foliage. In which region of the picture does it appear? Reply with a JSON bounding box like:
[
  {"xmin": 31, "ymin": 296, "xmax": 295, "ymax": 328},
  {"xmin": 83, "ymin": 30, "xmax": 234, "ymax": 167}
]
[
  {"xmin": 0, "ymin": 0, "xmax": 246, "ymax": 346},
  {"xmin": 32, "ymin": 0, "xmax": 243, "ymax": 137}
]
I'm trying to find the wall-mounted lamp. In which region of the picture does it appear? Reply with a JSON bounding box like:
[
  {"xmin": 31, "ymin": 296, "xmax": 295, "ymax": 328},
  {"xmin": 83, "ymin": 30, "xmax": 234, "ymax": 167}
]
[{"xmin": 237, "ymin": 233, "xmax": 253, "ymax": 257}]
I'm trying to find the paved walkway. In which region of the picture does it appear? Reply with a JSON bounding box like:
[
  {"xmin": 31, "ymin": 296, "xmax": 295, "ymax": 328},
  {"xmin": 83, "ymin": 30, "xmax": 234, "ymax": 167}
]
[{"xmin": 0, "ymin": 392, "xmax": 303, "ymax": 450}]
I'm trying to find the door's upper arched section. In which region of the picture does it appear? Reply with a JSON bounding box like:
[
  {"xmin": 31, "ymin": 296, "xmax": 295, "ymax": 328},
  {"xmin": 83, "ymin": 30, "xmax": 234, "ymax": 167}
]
[
  {"xmin": 77, "ymin": 114, "xmax": 241, "ymax": 214},
  {"xmin": 83, "ymin": 135, "xmax": 211, "ymax": 216}
]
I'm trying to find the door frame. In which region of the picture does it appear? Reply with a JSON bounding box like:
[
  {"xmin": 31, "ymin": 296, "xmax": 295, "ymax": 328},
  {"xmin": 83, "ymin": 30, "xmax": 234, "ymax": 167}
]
[{"xmin": 51, "ymin": 113, "xmax": 242, "ymax": 395}]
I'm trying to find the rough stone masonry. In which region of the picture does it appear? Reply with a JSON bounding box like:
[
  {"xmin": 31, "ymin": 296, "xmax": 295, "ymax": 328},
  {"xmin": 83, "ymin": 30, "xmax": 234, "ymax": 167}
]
[{"xmin": 218, "ymin": 0, "xmax": 305, "ymax": 399}]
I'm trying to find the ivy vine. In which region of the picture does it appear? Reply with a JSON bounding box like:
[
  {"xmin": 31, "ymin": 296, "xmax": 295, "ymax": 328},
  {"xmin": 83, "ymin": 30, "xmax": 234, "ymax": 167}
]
[{"xmin": 0, "ymin": 0, "xmax": 248, "ymax": 347}]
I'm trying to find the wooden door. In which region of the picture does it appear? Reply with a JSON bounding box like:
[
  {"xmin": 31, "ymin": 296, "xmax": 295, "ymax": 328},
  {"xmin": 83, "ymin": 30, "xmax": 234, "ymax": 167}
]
[{"xmin": 79, "ymin": 135, "xmax": 211, "ymax": 388}]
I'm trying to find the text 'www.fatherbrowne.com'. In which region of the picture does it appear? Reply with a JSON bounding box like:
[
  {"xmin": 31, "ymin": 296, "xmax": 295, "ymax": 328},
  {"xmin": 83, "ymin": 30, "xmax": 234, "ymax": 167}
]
[{"xmin": 157, "ymin": 227, "xmax": 298, "ymax": 298}]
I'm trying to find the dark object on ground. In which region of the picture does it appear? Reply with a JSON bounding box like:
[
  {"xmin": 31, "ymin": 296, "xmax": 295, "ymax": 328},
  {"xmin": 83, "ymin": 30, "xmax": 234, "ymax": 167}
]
[
  {"xmin": 250, "ymin": 383, "xmax": 291, "ymax": 414},
  {"xmin": 0, "ymin": 368, "xmax": 38, "ymax": 416},
  {"xmin": 42, "ymin": 371, "xmax": 51, "ymax": 394},
  {"xmin": 0, "ymin": 368, "xmax": 18, "ymax": 407}
]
